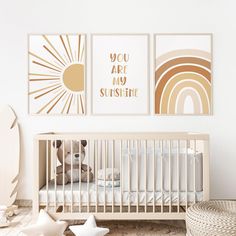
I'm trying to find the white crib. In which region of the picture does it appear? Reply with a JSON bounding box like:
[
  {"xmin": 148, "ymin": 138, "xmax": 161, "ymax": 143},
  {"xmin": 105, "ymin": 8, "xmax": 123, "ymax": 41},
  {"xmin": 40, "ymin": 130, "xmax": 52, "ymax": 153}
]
[{"xmin": 33, "ymin": 132, "xmax": 209, "ymax": 220}]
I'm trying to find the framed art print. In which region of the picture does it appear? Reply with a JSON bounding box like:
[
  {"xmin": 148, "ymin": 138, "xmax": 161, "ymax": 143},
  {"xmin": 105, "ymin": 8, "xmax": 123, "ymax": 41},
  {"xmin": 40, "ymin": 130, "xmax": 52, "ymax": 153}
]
[
  {"xmin": 28, "ymin": 34, "xmax": 86, "ymax": 115},
  {"xmin": 92, "ymin": 34, "xmax": 149, "ymax": 115},
  {"xmin": 154, "ymin": 34, "xmax": 212, "ymax": 115}
]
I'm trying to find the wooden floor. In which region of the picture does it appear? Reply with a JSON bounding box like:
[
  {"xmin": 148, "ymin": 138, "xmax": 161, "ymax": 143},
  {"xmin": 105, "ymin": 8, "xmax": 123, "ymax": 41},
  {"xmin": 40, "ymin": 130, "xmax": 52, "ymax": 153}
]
[{"xmin": 0, "ymin": 208, "xmax": 186, "ymax": 236}]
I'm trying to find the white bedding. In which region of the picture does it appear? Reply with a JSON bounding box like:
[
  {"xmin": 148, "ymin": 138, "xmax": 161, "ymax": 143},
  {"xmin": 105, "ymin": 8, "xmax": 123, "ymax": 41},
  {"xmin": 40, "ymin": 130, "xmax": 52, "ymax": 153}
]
[
  {"xmin": 90, "ymin": 144, "xmax": 203, "ymax": 192},
  {"xmin": 121, "ymin": 147, "xmax": 203, "ymax": 192},
  {"xmin": 40, "ymin": 145, "xmax": 203, "ymax": 206},
  {"xmin": 39, "ymin": 181, "xmax": 203, "ymax": 205}
]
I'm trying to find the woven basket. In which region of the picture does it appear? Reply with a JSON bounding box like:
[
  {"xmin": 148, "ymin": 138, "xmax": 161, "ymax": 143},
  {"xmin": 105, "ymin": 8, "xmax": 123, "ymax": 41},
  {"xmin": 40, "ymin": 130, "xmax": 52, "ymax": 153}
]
[{"xmin": 186, "ymin": 201, "xmax": 236, "ymax": 236}]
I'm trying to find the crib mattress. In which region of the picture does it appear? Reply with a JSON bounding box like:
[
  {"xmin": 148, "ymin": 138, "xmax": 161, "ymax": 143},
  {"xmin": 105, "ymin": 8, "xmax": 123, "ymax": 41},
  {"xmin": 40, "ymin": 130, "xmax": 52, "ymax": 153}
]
[{"xmin": 39, "ymin": 181, "xmax": 203, "ymax": 206}]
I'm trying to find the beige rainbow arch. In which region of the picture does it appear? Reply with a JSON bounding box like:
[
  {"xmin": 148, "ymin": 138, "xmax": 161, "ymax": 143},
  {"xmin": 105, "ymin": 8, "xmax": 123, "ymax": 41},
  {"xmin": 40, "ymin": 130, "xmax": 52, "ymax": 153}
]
[{"xmin": 155, "ymin": 49, "xmax": 212, "ymax": 115}]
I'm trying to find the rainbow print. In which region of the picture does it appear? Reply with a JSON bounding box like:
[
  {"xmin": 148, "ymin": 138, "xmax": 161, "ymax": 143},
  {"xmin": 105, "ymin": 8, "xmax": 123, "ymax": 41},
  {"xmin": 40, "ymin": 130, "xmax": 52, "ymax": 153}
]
[{"xmin": 155, "ymin": 34, "xmax": 212, "ymax": 115}]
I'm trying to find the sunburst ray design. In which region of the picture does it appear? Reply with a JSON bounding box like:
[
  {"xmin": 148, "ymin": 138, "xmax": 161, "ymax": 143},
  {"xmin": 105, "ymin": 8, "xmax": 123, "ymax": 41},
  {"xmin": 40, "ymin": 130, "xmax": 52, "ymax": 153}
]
[
  {"xmin": 34, "ymin": 85, "xmax": 62, "ymax": 99},
  {"xmin": 29, "ymin": 73, "xmax": 60, "ymax": 77},
  {"xmin": 66, "ymin": 35, "xmax": 74, "ymax": 62},
  {"xmin": 29, "ymin": 52, "xmax": 63, "ymax": 71},
  {"xmin": 29, "ymin": 83, "xmax": 60, "ymax": 95},
  {"xmin": 29, "ymin": 34, "xmax": 86, "ymax": 115},
  {"xmin": 29, "ymin": 78, "xmax": 60, "ymax": 82}
]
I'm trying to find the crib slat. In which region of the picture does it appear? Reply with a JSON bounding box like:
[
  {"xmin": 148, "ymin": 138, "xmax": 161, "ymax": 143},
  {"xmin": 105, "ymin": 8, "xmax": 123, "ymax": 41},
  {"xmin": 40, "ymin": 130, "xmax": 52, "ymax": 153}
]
[
  {"xmin": 87, "ymin": 140, "xmax": 90, "ymax": 213},
  {"xmin": 128, "ymin": 140, "xmax": 131, "ymax": 213},
  {"xmin": 79, "ymin": 140, "xmax": 82, "ymax": 213},
  {"xmin": 185, "ymin": 140, "xmax": 188, "ymax": 210},
  {"xmin": 95, "ymin": 140, "xmax": 98, "ymax": 213},
  {"xmin": 71, "ymin": 140, "xmax": 73, "ymax": 213},
  {"xmin": 160, "ymin": 140, "xmax": 163, "ymax": 213},
  {"xmin": 145, "ymin": 140, "xmax": 147, "ymax": 213},
  {"xmin": 112, "ymin": 140, "xmax": 114, "ymax": 213},
  {"xmin": 45, "ymin": 141, "xmax": 48, "ymax": 211},
  {"xmin": 52, "ymin": 140, "xmax": 57, "ymax": 212},
  {"xmin": 120, "ymin": 141, "xmax": 122, "ymax": 213},
  {"xmin": 169, "ymin": 140, "xmax": 171, "ymax": 213},
  {"xmin": 136, "ymin": 140, "xmax": 139, "ymax": 213},
  {"xmin": 153, "ymin": 140, "xmax": 155, "ymax": 213},
  {"xmin": 62, "ymin": 140, "xmax": 65, "ymax": 213},
  {"xmin": 104, "ymin": 140, "xmax": 107, "ymax": 213},
  {"xmin": 177, "ymin": 140, "xmax": 180, "ymax": 213},
  {"xmin": 193, "ymin": 139, "xmax": 196, "ymax": 204}
]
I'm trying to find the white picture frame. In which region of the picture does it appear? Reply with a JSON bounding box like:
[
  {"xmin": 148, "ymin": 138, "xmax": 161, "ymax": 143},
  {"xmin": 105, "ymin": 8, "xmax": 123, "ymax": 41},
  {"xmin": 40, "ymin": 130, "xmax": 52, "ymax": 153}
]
[
  {"xmin": 91, "ymin": 34, "xmax": 150, "ymax": 115},
  {"xmin": 28, "ymin": 34, "xmax": 86, "ymax": 115},
  {"xmin": 154, "ymin": 33, "xmax": 212, "ymax": 116}
]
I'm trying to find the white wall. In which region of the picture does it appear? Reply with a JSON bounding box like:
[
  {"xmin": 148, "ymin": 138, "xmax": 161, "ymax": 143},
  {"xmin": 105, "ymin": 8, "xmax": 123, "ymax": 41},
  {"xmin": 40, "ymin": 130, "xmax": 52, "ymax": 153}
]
[{"xmin": 0, "ymin": 0, "xmax": 235, "ymax": 200}]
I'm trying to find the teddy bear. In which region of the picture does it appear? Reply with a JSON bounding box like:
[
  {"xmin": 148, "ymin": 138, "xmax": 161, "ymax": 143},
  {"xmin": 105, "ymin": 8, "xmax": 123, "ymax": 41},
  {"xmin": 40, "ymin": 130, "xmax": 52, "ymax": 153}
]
[{"xmin": 53, "ymin": 140, "xmax": 93, "ymax": 185}]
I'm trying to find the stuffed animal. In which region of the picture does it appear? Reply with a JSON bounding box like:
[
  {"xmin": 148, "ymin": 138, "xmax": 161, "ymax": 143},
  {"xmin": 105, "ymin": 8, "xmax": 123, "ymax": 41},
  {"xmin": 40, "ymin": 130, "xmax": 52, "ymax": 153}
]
[{"xmin": 53, "ymin": 140, "xmax": 93, "ymax": 185}]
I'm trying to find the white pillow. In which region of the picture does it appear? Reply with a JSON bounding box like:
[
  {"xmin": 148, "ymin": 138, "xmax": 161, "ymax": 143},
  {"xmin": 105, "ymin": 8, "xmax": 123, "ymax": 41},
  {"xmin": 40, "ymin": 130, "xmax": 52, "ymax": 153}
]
[
  {"xmin": 98, "ymin": 180, "xmax": 120, "ymax": 188},
  {"xmin": 98, "ymin": 168, "xmax": 120, "ymax": 180}
]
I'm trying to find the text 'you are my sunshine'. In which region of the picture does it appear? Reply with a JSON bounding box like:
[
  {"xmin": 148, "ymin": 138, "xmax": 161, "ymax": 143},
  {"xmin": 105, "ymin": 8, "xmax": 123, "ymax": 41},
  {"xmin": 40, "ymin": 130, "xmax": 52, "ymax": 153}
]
[{"xmin": 99, "ymin": 53, "xmax": 138, "ymax": 97}]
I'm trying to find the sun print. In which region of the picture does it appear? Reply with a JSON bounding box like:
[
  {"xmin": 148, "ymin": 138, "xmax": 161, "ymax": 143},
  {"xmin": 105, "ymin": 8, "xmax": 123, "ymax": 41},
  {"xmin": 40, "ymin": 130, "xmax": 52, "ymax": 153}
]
[{"xmin": 28, "ymin": 34, "xmax": 86, "ymax": 115}]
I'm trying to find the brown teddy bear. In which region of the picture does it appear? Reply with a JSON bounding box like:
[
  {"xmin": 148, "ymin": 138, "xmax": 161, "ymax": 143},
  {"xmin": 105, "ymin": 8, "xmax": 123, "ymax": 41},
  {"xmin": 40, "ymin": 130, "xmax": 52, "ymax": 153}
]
[{"xmin": 53, "ymin": 140, "xmax": 93, "ymax": 185}]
